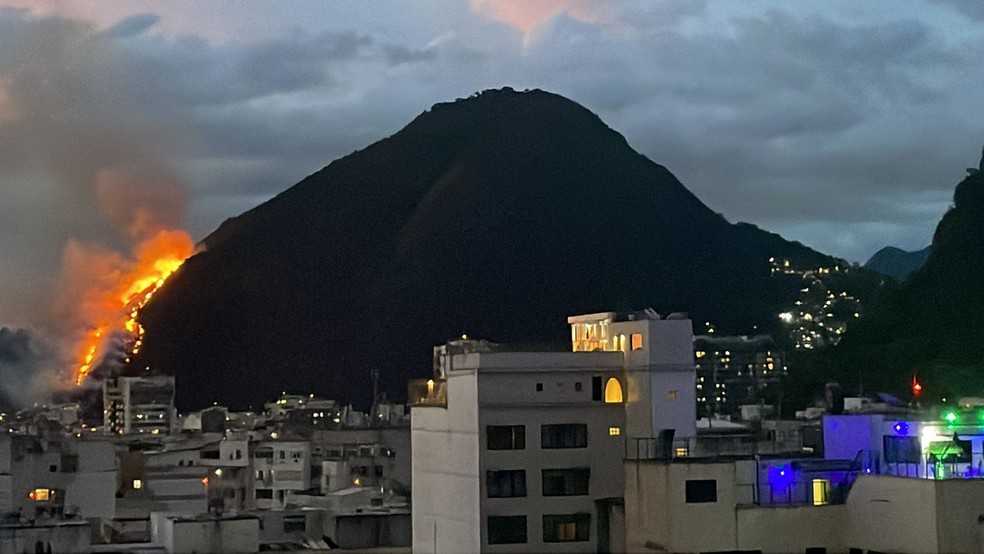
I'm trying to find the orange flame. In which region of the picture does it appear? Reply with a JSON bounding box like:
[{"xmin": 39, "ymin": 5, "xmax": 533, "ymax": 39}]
[{"xmin": 73, "ymin": 230, "xmax": 194, "ymax": 385}]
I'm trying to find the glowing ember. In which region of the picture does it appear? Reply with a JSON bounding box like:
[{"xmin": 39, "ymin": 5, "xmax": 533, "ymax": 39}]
[{"xmin": 73, "ymin": 230, "xmax": 193, "ymax": 385}]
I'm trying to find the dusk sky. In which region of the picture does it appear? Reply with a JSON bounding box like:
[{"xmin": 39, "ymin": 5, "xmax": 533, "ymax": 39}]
[{"xmin": 1, "ymin": 0, "xmax": 983, "ymax": 329}]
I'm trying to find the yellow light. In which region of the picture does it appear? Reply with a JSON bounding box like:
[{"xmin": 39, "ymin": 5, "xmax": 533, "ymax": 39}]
[
  {"xmin": 133, "ymin": 479, "xmax": 142, "ymax": 490},
  {"xmin": 812, "ymin": 479, "xmax": 829, "ymax": 505},
  {"xmin": 29, "ymin": 488, "xmax": 50, "ymax": 502},
  {"xmin": 609, "ymin": 426, "xmax": 621, "ymax": 436},
  {"xmin": 696, "ymin": 351, "xmax": 705, "ymax": 358},
  {"xmin": 675, "ymin": 447, "xmax": 689, "ymax": 457},
  {"xmin": 270, "ymin": 432, "xmax": 279, "ymax": 439},
  {"xmin": 604, "ymin": 378, "xmax": 623, "ymax": 403},
  {"xmin": 354, "ymin": 478, "xmax": 362, "ymax": 487}
]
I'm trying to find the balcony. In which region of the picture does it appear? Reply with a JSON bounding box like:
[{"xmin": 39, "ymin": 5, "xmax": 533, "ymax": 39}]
[{"xmin": 408, "ymin": 378, "xmax": 447, "ymax": 408}]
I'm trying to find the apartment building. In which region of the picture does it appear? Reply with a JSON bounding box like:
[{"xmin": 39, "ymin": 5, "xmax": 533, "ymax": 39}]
[{"xmin": 411, "ymin": 310, "xmax": 695, "ymax": 553}]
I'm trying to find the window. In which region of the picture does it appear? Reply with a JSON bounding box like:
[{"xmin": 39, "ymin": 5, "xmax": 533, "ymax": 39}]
[
  {"xmin": 604, "ymin": 378, "xmax": 623, "ymax": 403},
  {"xmin": 675, "ymin": 447, "xmax": 689, "ymax": 457},
  {"xmin": 257, "ymin": 470, "xmax": 265, "ymax": 480},
  {"xmin": 486, "ymin": 470, "xmax": 527, "ymax": 498},
  {"xmin": 536, "ymin": 382, "xmax": 543, "ymax": 392},
  {"xmin": 374, "ymin": 465, "xmax": 384, "ymax": 477},
  {"xmin": 202, "ymin": 450, "xmax": 220, "ymax": 460},
  {"xmin": 279, "ymin": 450, "xmax": 286, "ymax": 460},
  {"xmin": 574, "ymin": 381, "xmax": 582, "ymax": 392},
  {"xmin": 256, "ymin": 449, "xmax": 274, "ymax": 460},
  {"xmin": 591, "ymin": 376, "xmax": 603, "ymax": 401},
  {"xmin": 488, "ymin": 516, "xmax": 527, "ymax": 545},
  {"xmin": 487, "ymin": 425, "xmax": 525, "ymax": 450},
  {"xmin": 132, "ymin": 479, "xmax": 142, "ymax": 490},
  {"xmin": 685, "ymin": 479, "xmax": 717, "ymax": 503},
  {"xmin": 61, "ymin": 454, "xmax": 78, "ymax": 473},
  {"xmin": 543, "ymin": 513, "xmax": 590, "ymax": 542},
  {"xmin": 812, "ymin": 479, "xmax": 830, "ymax": 506},
  {"xmin": 609, "ymin": 426, "xmax": 621, "ymax": 436},
  {"xmin": 541, "ymin": 424, "xmax": 587, "ymax": 449},
  {"xmin": 256, "ymin": 489, "xmax": 273, "ymax": 499},
  {"xmin": 283, "ymin": 515, "xmax": 306, "ymax": 533},
  {"xmin": 542, "ymin": 468, "xmax": 590, "ymax": 496},
  {"xmin": 631, "ymin": 333, "xmax": 644, "ymax": 350},
  {"xmin": 883, "ymin": 435, "xmax": 921, "ymax": 463}
]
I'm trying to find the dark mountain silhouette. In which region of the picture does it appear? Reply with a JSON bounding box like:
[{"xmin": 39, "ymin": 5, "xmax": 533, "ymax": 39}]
[
  {"xmin": 135, "ymin": 88, "xmax": 861, "ymax": 410},
  {"xmin": 864, "ymin": 245, "xmax": 930, "ymax": 279},
  {"xmin": 792, "ymin": 147, "xmax": 984, "ymax": 402}
]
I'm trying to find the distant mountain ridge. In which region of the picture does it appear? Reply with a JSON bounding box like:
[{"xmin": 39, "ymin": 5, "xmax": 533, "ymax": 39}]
[
  {"xmin": 136, "ymin": 88, "xmax": 871, "ymax": 410},
  {"xmin": 864, "ymin": 245, "xmax": 930, "ymax": 279}
]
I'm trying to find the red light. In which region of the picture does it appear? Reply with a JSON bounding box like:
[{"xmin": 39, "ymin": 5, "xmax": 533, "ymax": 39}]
[
  {"xmin": 912, "ymin": 376, "xmax": 922, "ymax": 394},
  {"xmin": 201, "ymin": 477, "xmax": 209, "ymax": 487},
  {"xmin": 28, "ymin": 490, "xmax": 36, "ymax": 501}
]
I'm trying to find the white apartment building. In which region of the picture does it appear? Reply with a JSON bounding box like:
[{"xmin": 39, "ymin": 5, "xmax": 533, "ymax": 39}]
[
  {"xmin": 253, "ymin": 439, "xmax": 311, "ymax": 509},
  {"xmin": 411, "ymin": 310, "xmax": 695, "ymax": 553}
]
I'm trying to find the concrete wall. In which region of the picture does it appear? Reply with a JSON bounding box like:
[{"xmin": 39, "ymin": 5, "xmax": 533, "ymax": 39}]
[
  {"xmin": 625, "ymin": 460, "xmax": 746, "ymax": 553},
  {"xmin": 153, "ymin": 514, "xmax": 259, "ymax": 554},
  {"xmin": 935, "ymin": 478, "xmax": 984, "ymax": 553},
  {"xmin": 412, "ymin": 367, "xmax": 481, "ymax": 554},
  {"xmin": 336, "ymin": 513, "xmax": 411, "ymax": 549},
  {"xmin": 845, "ymin": 475, "xmax": 939, "ymax": 553},
  {"xmin": 0, "ymin": 521, "xmax": 91, "ymax": 553},
  {"xmin": 737, "ymin": 504, "xmax": 846, "ymax": 553}
]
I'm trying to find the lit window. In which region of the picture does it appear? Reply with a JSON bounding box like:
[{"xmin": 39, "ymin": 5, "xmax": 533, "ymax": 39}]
[
  {"xmin": 609, "ymin": 426, "xmax": 621, "ymax": 436},
  {"xmin": 132, "ymin": 479, "xmax": 142, "ymax": 490},
  {"xmin": 28, "ymin": 488, "xmax": 51, "ymax": 502},
  {"xmin": 604, "ymin": 378, "xmax": 623, "ymax": 403},
  {"xmin": 667, "ymin": 390, "xmax": 678, "ymax": 399},
  {"xmin": 631, "ymin": 334, "xmax": 643, "ymax": 350},
  {"xmin": 675, "ymin": 447, "xmax": 689, "ymax": 457},
  {"xmin": 695, "ymin": 351, "xmax": 705, "ymax": 358},
  {"xmin": 812, "ymin": 479, "xmax": 830, "ymax": 505}
]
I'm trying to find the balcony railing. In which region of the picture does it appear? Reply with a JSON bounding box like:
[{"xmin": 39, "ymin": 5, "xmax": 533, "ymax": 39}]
[{"xmin": 408, "ymin": 378, "xmax": 447, "ymax": 408}]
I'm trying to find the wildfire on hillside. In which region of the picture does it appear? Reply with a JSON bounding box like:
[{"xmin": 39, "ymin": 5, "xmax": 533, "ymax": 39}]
[{"xmin": 73, "ymin": 230, "xmax": 194, "ymax": 385}]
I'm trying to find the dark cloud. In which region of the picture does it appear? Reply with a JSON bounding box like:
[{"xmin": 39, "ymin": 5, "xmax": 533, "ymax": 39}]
[{"xmin": 0, "ymin": 327, "xmax": 59, "ymax": 409}]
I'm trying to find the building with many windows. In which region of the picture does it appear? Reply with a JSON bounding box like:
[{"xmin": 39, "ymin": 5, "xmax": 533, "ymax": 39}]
[
  {"xmin": 693, "ymin": 334, "xmax": 785, "ymax": 419},
  {"xmin": 103, "ymin": 375, "xmax": 176, "ymax": 436},
  {"xmin": 410, "ymin": 310, "xmax": 695, "ymax": 553}
]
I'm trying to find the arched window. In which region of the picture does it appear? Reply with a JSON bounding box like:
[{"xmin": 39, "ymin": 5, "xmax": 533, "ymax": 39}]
[{"xmin": 604, "ymin": 378, "xmax": 623, "ymax": 403}]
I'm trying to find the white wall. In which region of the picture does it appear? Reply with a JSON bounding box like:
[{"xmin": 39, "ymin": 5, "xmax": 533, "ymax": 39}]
[
  {"xmin": 412, "ymin": 367, "xmax": 481, "ymax": 554},
  {"xmin": 845, "ymin": 475, "xmax": 939, "ymax": 553}
]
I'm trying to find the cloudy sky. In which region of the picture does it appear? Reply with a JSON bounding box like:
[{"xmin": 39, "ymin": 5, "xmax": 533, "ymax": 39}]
[{"xmin": 1, "ymin": 0, "xmax": 983, "ymax": 330}]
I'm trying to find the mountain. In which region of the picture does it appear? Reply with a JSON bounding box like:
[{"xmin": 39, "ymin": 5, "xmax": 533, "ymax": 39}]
[
  {"xmin": 864, "ymin": 245, "xmax": 930, "ymax": 279},
  {"xmin": 794, "ymin": 147, "xmax": 984, "ymax": 401},
  {"xmin": 136, "ymin": 88, "xmax": 862, "ymax": 410}
]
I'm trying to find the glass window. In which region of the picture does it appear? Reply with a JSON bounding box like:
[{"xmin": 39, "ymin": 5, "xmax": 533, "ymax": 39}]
[
  {"xmin": 283, "ymin": 515, "xmax": 306, "ymax": 533},
  {"xmin": 685, "ymin": 479, "xmax": 717, "ymax": 503},
  {"xmin": 543, "ymin": 513, "xmax": 590, "ymax": 542},
  {"xmin": 812, "ymin": 479, "xmax": 830, "ymax": 506},
  {"xmin": 487, "ymin": 470, "xmax": 527, "ymax": 498},
  {"xmin": 604, "ymin": 378, "xmax": 623, "ymax": 403},
  {"xmin": 256, "ymin": 489, "xmax": 273, "ymax": 499},
  {"xmin": 631, "ymin": 333, "xmax": 644, "ymax": 350},
  {"xmin": 488, "ymin": 516, "xmax": 527, "ymax": 545},
  {"xmin": 542, "ymin": 468, "xmax": 590, "ymax": 496},
  {"xmin": 541, "ymin": 424, "xmax": 587, "ymax": 449},
  {"xmin": 487, "ymin": 425, "xmax": 525, "ymax": 450}
]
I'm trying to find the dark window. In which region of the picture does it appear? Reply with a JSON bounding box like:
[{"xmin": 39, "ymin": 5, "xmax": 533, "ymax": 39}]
[
  {"xmin": 60, "ymin": 455, "xmax": 78, "ymax": 473},
  {"xmin": 574, "ymin": 382, "xmax": 583, "ymax": 392},
  {"xmin": 542, "ymin": 468, "xmax": 590, "ymax": 496},
  {"xmin": 543, "ymin": 513, "xmax": 590, "ymax": 542},
  {"xmin": 201, "ymin": 450, "xmax": 220, "ymax": 460},
  {"xmin": 487, "ymin": 425, "xmax": 525, "ymax": 450},
  {"xmin": 374, "ymin": 465, "xmax": 384, "ymax": 477},
  {"xmin": 536, "ymin": 382, "xmax": 544, "ymax": 392},
  {"xmin": 283, "ymin": 515, "xmax": 306, "ymax": 533},
  {"xmin": 488, "ymin": 516, "xmax": 527, "ymax": 545},
  {"xmin": 883, "ymin": 435, "xmax": 921, "ymax": 464},
  {"xmin": 685, "ymin": 479, "xmax": 717, "ymax": 503},
  {"xmin": 279, "ymin": 450, "xmax": 286, "ymax": 460},
  {"xmin": 48, "ymin": 465, "xmax": 57, "ymax": 473},
  {"xmin": 541, "ymin": 424, "xmax": 587, "ymax": 449},
  {"xmin": 591, "ymin": 376, "xmax": 602, "ymax": 401},
  {"xmin": 486, "ymin": 470, "xmax": 527, "ymax": 498},
  {"xmin": 256, "ymin": 489, "xmax": 273, "ymax": 499},
  {"xmin": 256, "ymin": 449, "xmax": 274, "ymax": 460}
]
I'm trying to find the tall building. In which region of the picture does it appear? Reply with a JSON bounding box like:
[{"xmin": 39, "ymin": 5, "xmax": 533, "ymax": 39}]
[
  {"xmin": 411, "ymin": 310, "xmax": 695, "ymax": 553},
  {"xmin": 103, "ymin": 375, "xmax": 176, "ymax": 435},
  {"xmin": 693, "ymin": 335, "xmax": 785, "ymax": 419}
]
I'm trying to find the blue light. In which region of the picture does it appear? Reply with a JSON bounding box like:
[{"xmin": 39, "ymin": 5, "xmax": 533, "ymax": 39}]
[
  {"xmin": 768, "ymin": 464, "xmax": 795, "ymax": 487},
  {"xmin": 893, "ymin": 421, "xmax": 909, "ymax": 435}
]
